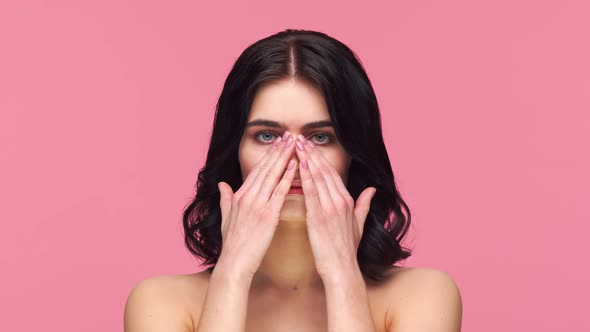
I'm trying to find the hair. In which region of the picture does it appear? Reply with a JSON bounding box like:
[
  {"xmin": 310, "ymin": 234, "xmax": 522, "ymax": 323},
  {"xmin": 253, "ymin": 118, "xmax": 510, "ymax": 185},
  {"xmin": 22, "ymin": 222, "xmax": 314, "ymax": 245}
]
[{"xmin": 182, "ymin": 29, "xmax": 412, "ymax": 282}]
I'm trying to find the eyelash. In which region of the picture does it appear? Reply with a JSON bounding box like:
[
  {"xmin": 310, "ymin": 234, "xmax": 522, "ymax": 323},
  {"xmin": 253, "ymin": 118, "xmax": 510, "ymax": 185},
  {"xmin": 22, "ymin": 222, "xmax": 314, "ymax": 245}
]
[{"xmin": 254, "ymin": 131, "xmax": 334, "ymax": 145}]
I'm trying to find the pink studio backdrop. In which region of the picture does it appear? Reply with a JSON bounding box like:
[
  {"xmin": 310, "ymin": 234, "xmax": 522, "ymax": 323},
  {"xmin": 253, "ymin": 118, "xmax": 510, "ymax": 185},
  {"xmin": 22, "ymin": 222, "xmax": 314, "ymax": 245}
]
[{"xmin": 1, "ymin": 0, "xmax": 588, "ymax": 331}]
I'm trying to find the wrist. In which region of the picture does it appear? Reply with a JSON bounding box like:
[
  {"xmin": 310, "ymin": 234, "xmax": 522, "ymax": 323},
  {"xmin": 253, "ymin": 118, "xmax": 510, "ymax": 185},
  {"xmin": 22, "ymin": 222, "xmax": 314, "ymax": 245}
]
[
  {"xmin": 320, "ymin": 261, "xmax": 364, "ymax": 286},
  {"xmin": 211, "ymin": 259, "xmax": 255, "ymax": 286}
]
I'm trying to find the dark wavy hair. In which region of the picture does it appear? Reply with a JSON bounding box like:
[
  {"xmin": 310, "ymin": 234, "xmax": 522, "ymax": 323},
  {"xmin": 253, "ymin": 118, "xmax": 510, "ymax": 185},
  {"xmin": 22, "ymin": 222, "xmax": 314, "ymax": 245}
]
[{"xmin": 182, "ymin": 29, "xmax": 412, "ymax": 282}]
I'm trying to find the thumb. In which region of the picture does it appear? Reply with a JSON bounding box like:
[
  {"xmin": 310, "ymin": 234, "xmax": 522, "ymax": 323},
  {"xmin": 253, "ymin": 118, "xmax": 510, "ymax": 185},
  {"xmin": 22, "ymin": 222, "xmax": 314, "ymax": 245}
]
[
  {"xmin": 217, "ymin": 181, "xmax": 233, "ymax": 226},
  {"xmin": 354, "ymin": 187, "xmax": 376, "ymax": 234}
]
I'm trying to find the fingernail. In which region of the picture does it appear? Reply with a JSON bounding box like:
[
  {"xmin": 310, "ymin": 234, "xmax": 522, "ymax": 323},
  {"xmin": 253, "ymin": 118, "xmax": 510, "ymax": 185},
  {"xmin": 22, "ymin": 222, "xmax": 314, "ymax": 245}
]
[
  {"xmin": 273, "ymin": 136, "xmax": 282, "ymax": 146},
  {"xmin": 285, "ymin": 137, "xmax": 294, "ymax": 148},
  {"xmin": 297, "ymin": 134, "xmax": 306, "ymax": 143},
  {"xmin": 283, "ymin": 131, "xmax": 290, "ymax": 140},
  {"xmin": 287, "ymin": 159, "xmax": 295, "ymax": 170},
  {"xmin": 296, "ymin": 141, "xmax": 305, "ymax": 151},
  {"xmin": 301, "ymin": 159, "xmax": 309, "ymax": 170}
]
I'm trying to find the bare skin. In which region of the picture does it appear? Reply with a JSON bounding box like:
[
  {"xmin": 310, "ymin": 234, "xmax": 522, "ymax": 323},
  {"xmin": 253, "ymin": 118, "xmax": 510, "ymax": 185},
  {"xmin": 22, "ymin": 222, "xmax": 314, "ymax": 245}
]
[
  {"xmin": 237, "ymin": 78, "xmax": 351, "ymax": 294},
  {"xmin": 125, "ymin": 249, "xmax": 461, "ymax": 332},
  {"xmin": 125, "ymin": 265, "xmax": 455, "ymax": 332},
  {"xmin": 124, "ymin": 78, "xmax": 462, "ymax": 331}
]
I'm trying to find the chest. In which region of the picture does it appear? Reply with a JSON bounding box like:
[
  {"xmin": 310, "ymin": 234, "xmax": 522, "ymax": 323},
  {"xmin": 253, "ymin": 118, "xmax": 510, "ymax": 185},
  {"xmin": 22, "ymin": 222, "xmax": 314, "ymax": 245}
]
[{"xmin": 244, "ymin": 290, "xmax": 388, "ymax": 332}]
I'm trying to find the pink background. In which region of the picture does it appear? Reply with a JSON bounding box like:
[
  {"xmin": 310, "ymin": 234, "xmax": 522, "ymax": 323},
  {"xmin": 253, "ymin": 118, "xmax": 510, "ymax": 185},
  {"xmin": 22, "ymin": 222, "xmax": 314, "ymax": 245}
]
[{"xmin": 1, "ymin": 0, "xmax": 588, "ymax": 331}]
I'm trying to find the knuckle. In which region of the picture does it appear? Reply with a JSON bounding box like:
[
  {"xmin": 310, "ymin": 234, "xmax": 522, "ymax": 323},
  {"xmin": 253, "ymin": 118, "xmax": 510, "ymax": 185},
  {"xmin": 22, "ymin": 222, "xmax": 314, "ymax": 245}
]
[
  {"xmin": 311, "ymin": 171, "xmax": 323, "ymax": 182},
  {"xmin": 307, "ymin": 187, "xmax": 318, "ymax": 196},
  {"xmin": 251, "ymin": 208, "xmax": 263, "ymax": 220},
  {"xmin": 260, "ymin": 163, "xmax": 271, "ymax": 174},
  {"xmin": 236, "ymin": 199, "xmax": 245, "ymax": 209},
  {"xmin": 263, "ymin": 170, "xmax": 274, "ymax": 182},
  {"xmin": 273, "ymin": 184, "xmax": 286, "ymax": 197},
  {"xmin": 334, "ymin": 197, "xmax": 348, "ymax": 210},
  {"xmin": 260, "ymin": 158, "xmax": 273, "ymax": 170},
  {"xmin": 345, "ymin": 195, "xmax": 355, "ymax": 208},
  {"xmin": 324, "ymin": 205, "xmax": 336, "ymax": 216},
  {"xmin": 268, "ymin": 165, "xmax": 282, "ymax": 178},
  {"xmin": 250, "ymin": 196, "xmax": 265, "ymax": 209},
  {"xmin": 237, "ymin": 194, "xmax": 251, "ymax": 207}
]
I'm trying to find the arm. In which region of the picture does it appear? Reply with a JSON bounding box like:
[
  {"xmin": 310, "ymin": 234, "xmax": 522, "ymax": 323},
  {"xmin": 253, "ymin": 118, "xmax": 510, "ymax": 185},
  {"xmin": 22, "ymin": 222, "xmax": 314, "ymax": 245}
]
[
  {"xmin": 124, "ymin": 277, "xmax": 193, "ymax": 332},
  {"xmin": 388, "ymin": 269, "xmax": 463, "ymax": 332},
  {"xmin": 194, "ymin": 262, "xmax": 253, "ymax": 332},
  {"xmin": 323, "ymin": 263, "xmax": 378, "ymax": 332}
]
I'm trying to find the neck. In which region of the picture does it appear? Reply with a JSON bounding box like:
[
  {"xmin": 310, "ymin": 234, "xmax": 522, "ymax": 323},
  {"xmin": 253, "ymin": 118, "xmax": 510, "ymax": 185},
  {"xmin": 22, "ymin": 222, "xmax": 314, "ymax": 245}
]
[{"xmin": 250, "ymin": 216, "xmax": 324, "ymax": 294}]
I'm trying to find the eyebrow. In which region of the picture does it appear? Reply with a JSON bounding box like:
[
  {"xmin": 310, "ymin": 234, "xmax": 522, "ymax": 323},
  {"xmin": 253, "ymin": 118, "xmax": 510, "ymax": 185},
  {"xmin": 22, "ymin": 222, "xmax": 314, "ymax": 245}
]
[{"xmin": 245, "ymin": 119, "xmax": 333, "ymax": 130}]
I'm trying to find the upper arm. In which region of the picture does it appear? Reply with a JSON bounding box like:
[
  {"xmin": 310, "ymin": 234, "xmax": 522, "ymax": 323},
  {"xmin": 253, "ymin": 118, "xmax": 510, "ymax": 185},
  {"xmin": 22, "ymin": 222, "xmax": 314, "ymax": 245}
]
[
  {"xmin": 388, "ymin": 269, "xmax": 463, "ymax": 332},
  {"xmin": 124, "ymin": 276, "xmax": 193, "ymax": 332}
]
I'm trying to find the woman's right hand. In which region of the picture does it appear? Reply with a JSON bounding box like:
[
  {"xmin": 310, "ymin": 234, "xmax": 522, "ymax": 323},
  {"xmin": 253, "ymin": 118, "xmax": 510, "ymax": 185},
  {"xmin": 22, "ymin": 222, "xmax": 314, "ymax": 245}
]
[{"xmin": 215, "ymin": 131, "xmax": 297, "ymax": 280}]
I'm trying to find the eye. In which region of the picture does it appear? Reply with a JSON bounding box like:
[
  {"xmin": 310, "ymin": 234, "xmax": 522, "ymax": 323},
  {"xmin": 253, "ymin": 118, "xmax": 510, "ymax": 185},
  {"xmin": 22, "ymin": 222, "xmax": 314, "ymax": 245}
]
[
  {"xmin": 254, "ymin": 131, "xmax": 279, "ymax": 143},
  {"xmin": 309, "ymin": 133, "xmax": 333, "ymax": 145}
]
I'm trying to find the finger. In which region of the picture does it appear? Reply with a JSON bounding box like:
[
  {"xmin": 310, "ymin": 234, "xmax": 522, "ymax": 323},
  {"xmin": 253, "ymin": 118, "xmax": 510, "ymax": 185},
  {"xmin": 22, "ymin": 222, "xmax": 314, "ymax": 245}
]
[
  {"xmin": 354, "ymin": 187, "xmax": 377, "ymax": 234},
  {"xmin": 245, "ymin": 132, "xmax": 293, "ymax": 200},
  {"xmin": 218, "ymin": 181, "xmax": 233, "ymax": 234},
  {"xmin": 295, "ymin": 136, "xmax": 335, "ymax": 212},
  {"xmin": 256, "ymin": 133, "xmax": 297, "ymax": 202},
  {"xmin": 308, "ymin": 140, "xmax": 351, "ymax": 201},
  {"xmin": 218, "ymin": 181, "xmax": 233, "ymax": 218},
  {"xmin": 297, "ymin": 155, "xmax": 322, "ymax": 220},
  {"xmin": 235, "ymin": 135, "xmax": 283, "ymax": 199},
  {"xmin": 304, "ymin": 140, "xmax": 347, "ymax": 208},
  {"xmin": 266, "ymin": 157, "xmax": 298, "ymax": 215}
]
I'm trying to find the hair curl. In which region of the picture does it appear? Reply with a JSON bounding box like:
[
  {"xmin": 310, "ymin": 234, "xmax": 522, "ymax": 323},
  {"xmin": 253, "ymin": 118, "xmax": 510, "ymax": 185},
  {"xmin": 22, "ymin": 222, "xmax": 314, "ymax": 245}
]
[{"xmin": 182, "ymin": 29, "xmax": 412, "ymax": 282}]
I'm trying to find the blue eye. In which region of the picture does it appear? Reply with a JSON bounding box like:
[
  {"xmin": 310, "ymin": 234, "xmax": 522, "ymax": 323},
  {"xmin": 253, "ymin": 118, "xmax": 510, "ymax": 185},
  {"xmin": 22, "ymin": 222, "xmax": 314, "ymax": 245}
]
[
  {"xmin": 311, "ymin": 133, "xmax": 332, "ymax": 145},
  {"xmin": 255, "ymin": 131, "xmax": 278, "ymax": 143},
  {"xmin": 254, "ymin": 131, "xmax": 334, "ymax": 145}
]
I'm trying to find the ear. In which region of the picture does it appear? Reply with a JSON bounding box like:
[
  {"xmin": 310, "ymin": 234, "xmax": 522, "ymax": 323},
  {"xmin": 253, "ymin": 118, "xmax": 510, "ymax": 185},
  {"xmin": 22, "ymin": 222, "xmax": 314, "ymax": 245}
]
[{"xmin": 353, "ymin": 187, "xmax": 377, "ymax": 234}]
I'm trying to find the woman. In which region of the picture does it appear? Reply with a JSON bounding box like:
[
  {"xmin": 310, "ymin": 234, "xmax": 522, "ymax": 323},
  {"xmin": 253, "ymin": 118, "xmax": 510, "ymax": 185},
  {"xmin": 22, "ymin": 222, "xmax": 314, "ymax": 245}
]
[{"xmin": 124, "ymin": 29, "xmax": 462, "ymax": 332}]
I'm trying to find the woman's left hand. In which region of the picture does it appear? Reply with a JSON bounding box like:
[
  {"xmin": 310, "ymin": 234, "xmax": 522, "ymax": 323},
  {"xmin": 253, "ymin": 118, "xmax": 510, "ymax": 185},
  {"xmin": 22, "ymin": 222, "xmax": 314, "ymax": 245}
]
[{"xmin": 293, "ymin": 134, "xmax": 377, "ymax": 281}]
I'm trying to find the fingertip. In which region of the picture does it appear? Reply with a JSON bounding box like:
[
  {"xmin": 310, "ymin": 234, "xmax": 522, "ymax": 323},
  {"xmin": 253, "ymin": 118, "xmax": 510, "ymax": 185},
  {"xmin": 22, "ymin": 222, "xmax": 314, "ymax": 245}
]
[
  {"xmin": 300, "ymin": 159, "xmax": 309, "ymax": 171},
  {"xmin": 284, "ymin": 160, "xmax": 298, "ymax": 181},
  {"xmin": 294, "ymin": 142, "xmax": 304, "ymax": 154}
]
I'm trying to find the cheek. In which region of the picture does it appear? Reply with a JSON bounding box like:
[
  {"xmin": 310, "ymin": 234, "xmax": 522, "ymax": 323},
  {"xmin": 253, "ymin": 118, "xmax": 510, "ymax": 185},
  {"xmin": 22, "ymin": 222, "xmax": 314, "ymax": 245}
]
[
  {"xmin": 322, "ymin": 150, "xmax": 351, "ymax": 181},
  {"xmin": 239, "ymin": 143, "xmax": 268, "ymax": 180}
]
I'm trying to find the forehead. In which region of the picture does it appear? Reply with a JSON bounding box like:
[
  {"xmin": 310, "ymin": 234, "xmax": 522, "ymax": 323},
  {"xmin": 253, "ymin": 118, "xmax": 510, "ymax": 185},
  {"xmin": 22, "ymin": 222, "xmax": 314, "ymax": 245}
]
[{"xmin": 248, "ymin": 79, "xmax": 330, "ymax": 125}]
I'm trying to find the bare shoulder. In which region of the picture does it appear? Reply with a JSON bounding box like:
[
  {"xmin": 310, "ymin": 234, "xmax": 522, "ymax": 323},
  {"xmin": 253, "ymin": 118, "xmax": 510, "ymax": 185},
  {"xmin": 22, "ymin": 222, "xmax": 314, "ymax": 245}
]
[
  {"xmin": 384, "ymin": 267, "xmax": 463, "ymax": 331},
  {"xmin": 124, "ymin": 271, "xmax": 212, "ymax": 332}
]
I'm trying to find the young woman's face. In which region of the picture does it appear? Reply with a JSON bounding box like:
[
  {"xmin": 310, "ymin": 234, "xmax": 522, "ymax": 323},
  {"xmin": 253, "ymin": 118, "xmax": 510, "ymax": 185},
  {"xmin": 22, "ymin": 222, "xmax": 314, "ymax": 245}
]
[{"xmin": 239, "ymin": 78, "xmax": 352, "ymax": 224}]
